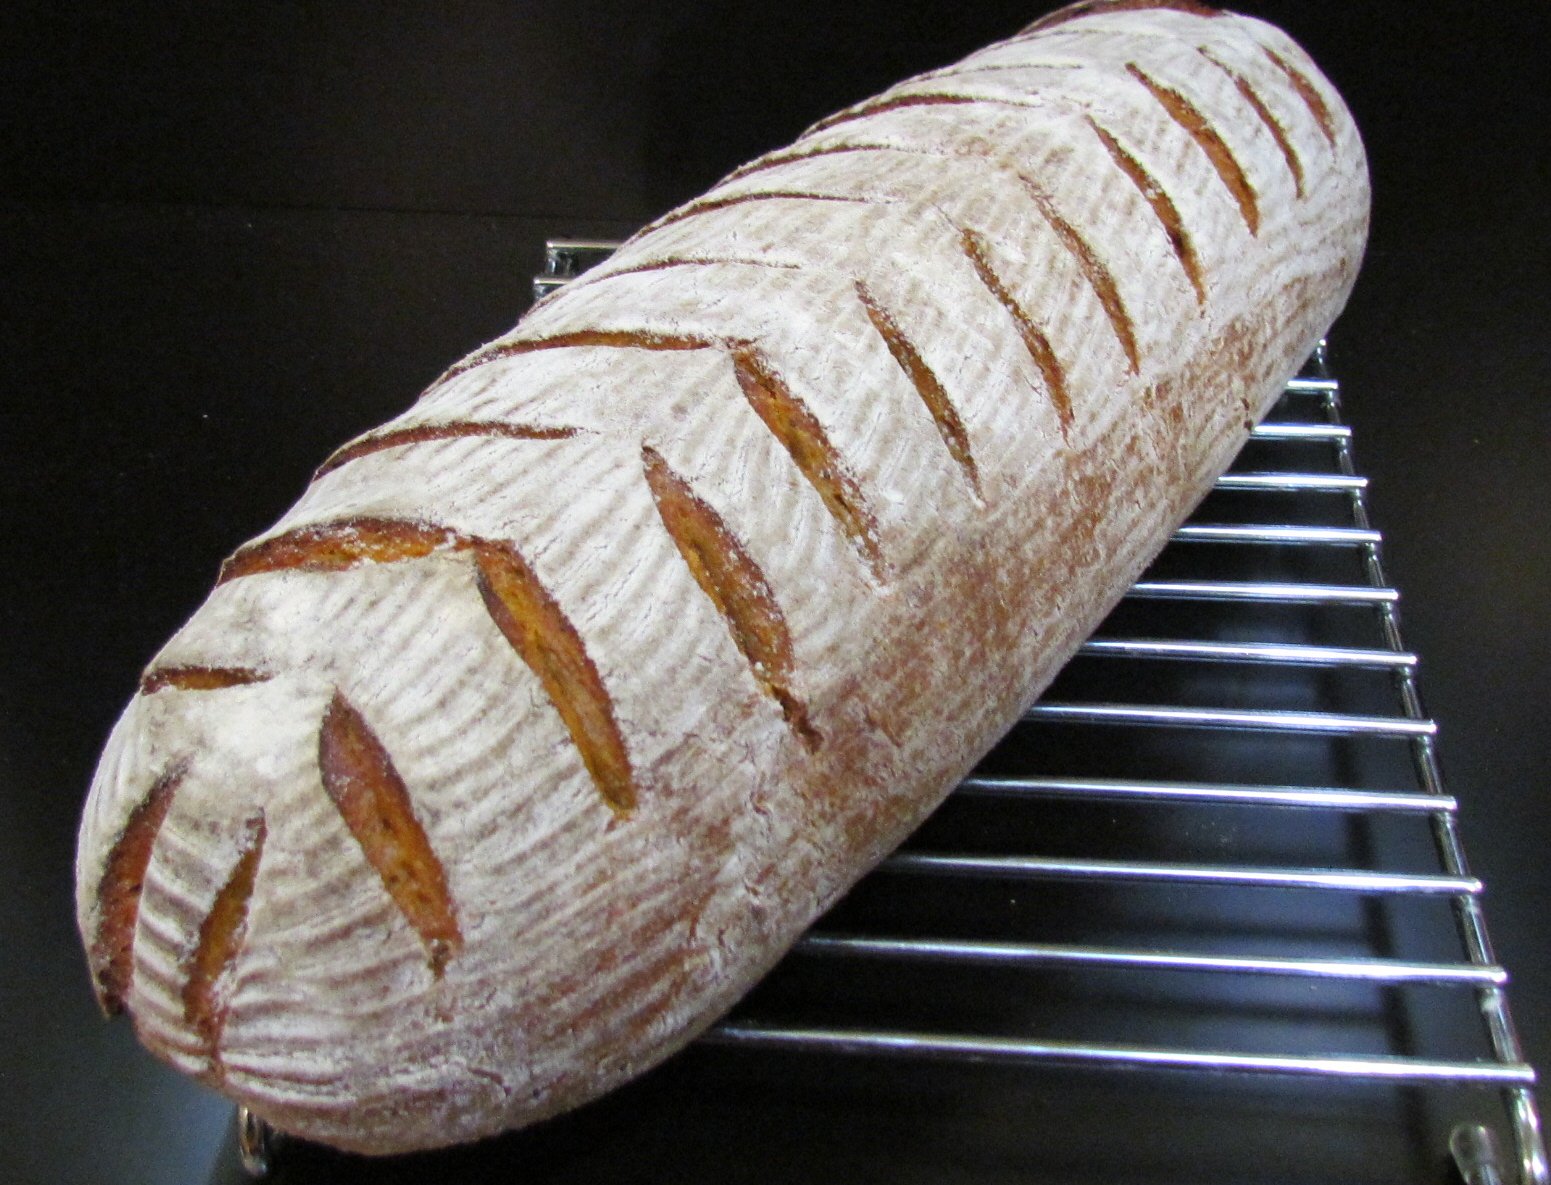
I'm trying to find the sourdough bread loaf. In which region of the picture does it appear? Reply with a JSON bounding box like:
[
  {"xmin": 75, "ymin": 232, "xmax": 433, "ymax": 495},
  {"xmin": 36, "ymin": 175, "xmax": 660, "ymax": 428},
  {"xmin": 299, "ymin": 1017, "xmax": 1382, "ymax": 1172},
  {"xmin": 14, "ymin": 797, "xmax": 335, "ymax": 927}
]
[{"xmin": 75, "ymin": 1, "xmax": 1369, "ymax": 1155}]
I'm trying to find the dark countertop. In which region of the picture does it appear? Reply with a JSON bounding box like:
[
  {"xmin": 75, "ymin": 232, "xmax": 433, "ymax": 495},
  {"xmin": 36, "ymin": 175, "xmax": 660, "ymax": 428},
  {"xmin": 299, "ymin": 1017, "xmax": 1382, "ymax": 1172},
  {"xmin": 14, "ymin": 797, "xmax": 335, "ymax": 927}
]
[{"xmin": 3, "ymin": 3, "xmax": 1546, "ymax": 1182}]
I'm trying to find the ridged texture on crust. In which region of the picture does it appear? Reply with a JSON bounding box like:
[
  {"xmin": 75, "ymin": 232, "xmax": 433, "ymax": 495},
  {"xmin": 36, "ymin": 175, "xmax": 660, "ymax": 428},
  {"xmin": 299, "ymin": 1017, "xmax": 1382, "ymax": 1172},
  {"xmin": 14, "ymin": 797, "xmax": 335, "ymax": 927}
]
[{"xmin": 75, "ymin": 4, "xmax": 1368, "ymax": 1156}]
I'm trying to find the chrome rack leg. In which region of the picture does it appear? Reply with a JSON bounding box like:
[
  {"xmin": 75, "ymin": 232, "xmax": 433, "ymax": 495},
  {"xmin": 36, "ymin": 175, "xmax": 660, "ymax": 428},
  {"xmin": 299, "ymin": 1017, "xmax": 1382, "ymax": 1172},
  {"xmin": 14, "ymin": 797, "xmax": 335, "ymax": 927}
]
[
  {"xmin": 1454, "ymin": 1123, "xmax": 1510, "ymax": 1185},
  {"xmin": 237, "ymin": 1107, "xmax": 280, "ymax": 1179}
]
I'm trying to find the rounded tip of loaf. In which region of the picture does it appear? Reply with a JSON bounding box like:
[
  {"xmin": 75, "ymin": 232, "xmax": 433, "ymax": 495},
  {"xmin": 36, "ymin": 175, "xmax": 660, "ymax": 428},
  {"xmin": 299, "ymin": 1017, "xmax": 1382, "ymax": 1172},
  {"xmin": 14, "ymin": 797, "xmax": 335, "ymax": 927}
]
[{"xmin": 75, "ymin": 3, "xmax": 1367, "ymax": 1155}]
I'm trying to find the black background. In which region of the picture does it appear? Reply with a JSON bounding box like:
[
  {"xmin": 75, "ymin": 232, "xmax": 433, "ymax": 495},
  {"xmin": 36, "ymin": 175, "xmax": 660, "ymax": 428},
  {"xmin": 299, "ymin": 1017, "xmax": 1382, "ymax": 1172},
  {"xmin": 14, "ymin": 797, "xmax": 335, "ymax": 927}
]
[{"xmin": 2, "ymin": 2, "xmax": 1547, "ymax": 1183}]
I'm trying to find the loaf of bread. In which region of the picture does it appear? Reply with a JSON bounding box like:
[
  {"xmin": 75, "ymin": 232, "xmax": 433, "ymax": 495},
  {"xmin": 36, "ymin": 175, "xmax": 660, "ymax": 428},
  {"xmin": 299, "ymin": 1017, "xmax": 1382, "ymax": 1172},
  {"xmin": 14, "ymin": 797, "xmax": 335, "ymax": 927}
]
[{"xmin": 75, "ymin": 0, "xmax": 1368, "ymax": 1155}]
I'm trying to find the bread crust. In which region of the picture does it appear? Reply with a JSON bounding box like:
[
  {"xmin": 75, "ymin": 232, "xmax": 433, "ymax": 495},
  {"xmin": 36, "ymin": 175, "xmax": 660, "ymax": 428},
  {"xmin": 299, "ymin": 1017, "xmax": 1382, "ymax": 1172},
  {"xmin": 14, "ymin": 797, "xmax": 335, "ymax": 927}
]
[{"xmin": 75, "ymin": 4, "xmax": 1369, "ymax": 1154}]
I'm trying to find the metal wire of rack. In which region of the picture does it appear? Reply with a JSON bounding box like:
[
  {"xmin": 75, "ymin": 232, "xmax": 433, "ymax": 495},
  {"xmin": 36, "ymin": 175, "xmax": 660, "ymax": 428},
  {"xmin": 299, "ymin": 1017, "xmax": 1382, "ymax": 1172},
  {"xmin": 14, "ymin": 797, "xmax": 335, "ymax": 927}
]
[{"xmin": 236, "ymin": 240, "xmax": 1545, "ymax": 1183}]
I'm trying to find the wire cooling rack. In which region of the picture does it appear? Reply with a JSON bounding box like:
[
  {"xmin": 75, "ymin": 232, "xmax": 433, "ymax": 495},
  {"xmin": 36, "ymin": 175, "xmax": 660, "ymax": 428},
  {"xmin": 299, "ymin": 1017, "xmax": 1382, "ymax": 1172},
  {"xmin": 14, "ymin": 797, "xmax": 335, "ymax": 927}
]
[{"xmin": 235, "ymin": 241, "xmax": 1545, "ymax": 1184}]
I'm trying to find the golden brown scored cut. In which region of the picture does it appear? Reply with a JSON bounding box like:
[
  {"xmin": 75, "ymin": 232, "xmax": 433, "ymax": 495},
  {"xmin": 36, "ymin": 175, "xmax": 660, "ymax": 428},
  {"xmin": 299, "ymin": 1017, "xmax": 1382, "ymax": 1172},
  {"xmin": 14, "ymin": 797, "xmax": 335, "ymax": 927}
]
[{"xmin": 75, "ymin": 0, "xmax": 1369, "ymax": 1155}]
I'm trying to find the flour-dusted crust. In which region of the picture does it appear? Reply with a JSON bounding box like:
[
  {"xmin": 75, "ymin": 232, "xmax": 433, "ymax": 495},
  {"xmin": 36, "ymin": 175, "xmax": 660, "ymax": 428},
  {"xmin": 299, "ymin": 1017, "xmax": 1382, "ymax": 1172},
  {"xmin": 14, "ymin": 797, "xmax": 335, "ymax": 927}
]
[{"xmin": 75, "ymin": 3, "xmax": 1369, "ymax": 1155}]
